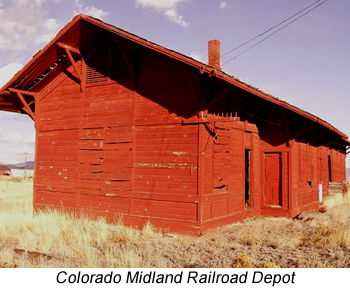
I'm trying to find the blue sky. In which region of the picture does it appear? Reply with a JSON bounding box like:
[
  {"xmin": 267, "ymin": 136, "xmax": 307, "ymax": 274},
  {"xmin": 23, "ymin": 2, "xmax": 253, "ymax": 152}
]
[{"xmin": 0, "ymin": 0, "xmax": 349, "ymax": 166}]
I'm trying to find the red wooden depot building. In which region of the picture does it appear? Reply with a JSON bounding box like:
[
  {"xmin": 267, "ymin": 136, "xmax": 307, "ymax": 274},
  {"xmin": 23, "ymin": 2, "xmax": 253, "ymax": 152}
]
[{"xmin": 0, "ymin": 15, "xmax": 348, "ymax": 235}]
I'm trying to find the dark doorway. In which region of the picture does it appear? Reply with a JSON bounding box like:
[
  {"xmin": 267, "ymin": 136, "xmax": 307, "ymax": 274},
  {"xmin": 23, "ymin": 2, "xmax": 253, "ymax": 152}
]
[
  {"xmin": 328, "ymin": 155, "xmax": 332, "ymax": 182},
  {"xmin": 245, "ymin": 149, "xmax": 251, "ymax": 207},
  {"xmin": 264, "ymin": 152, "xmax": 282, "ymax": 207}
]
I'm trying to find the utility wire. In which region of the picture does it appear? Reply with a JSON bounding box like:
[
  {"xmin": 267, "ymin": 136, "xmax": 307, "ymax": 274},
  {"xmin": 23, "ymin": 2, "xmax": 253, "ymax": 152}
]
[
  {"xmin": 222, "ymin": 0, "xmax": 328, "ymax": 66},
  {"xmin": 221, "ymin": 0, "xmax": 322, "ymax": 58}
]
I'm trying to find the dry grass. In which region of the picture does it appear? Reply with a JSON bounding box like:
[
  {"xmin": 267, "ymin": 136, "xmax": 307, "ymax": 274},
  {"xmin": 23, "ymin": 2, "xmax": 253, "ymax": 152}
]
[
  {"xmin": 231, "ymin": 254, "xmax": 278, "ymax": 268},
  {"xmin": 1, "ymin": 177, "xmax": 350, "ymax": 268},
  {"xmin": 0, "ymin": 178, "xmax": 166, "ymax": 268},
  {"xmin": 230, "ymin": 218, "xmax": 303, "ymax": 249},
  {"xmin": 324, "ymin": 192, "xmax": 350, "ymax": 208},
  {"xmin": 324, "ymin": 193, "xmax": 350, "ymax": 225}
]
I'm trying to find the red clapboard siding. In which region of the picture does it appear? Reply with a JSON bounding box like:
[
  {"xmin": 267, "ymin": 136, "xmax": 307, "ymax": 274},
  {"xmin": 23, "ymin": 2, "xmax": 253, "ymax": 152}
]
[
  {"xmin": 80, "ymin": 128, "xmax": 105, "ymax": 140},
  {"xmin": 71, "ymin": 79, "xmax": 135, "ymax": 216},
  {"xmin": 35, "ymin": 129, "xmax": 79, "ymax": 189},
  {"xmin": 134, "ymin": 124, "xmax": 198, "ymax": 196},
  {"xmin": 228, "ymin": 196, "xmax": 244, "ymax": 214},
  {"xmin": 39, "ymin": 68, "xmax": 82, "ymax": 132},
  {"xmin": 133, "ymin": 199, "xmax": 197, "ymax": 222},
  {"xmin": 35, "ymin": 184, "xmax": 76, "ymax": 194},
  {"xmin": 35, "ymin": 191, "xmax": 78, "ymax": 208},
  {"xmin": 203, "ymin": 202, "xmax": 212, "ymax": 221},
  {"xmin": 212, "ymin": 199, "xmax": 228, "ymax": 218},
  {"xmin": 80, "ymin": 194, "xmax": 130, "ymax": 214},
  {"xmin": 201, "ymin": 121, "xmax": 260, "ymax": 222}
]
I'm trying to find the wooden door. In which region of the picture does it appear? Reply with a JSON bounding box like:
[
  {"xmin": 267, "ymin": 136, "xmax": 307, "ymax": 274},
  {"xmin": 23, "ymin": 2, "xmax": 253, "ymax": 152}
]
[{"xmin": 264, "ymin": 152, "xmax": 282, "ymax": 207}]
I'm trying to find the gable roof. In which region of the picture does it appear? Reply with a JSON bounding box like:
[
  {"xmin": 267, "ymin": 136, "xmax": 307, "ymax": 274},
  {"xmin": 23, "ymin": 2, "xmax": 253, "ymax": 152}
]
[{"xmin": 0, "ymin": 14, "xmax": 348, "ymax": 145}]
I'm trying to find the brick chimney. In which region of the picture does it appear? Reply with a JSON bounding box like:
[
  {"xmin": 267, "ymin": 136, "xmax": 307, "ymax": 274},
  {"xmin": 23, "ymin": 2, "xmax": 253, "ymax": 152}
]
[{"xmin": 208, "ymin": 39, "xmax": 221, "ymax": 70}]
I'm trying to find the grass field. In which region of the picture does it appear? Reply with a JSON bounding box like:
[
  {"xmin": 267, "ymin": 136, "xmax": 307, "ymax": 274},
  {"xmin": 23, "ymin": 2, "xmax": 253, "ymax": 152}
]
[{"xmin": 1, "ymin": 177, "xmax": 350, "ymax": 268}]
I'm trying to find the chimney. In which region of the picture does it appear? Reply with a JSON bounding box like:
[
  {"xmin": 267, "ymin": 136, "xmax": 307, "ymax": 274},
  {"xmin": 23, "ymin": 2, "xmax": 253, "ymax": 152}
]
[{"xmin": 208, "ymin": 39, "xmax": 221, "ymax": 70}]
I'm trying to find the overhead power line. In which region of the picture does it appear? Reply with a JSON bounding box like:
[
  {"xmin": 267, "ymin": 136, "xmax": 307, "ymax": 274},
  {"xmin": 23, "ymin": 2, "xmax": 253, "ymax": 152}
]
[
  {"xmin": 221, "ymin": 0, "xmax": 328, "ymax": 66},
  {"xmin": 221, "ymin": 0, "xmax": 323, "ymax": 58}
]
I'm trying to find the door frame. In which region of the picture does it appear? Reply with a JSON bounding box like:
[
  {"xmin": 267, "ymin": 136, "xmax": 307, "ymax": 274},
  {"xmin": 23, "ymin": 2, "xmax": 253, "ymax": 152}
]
[{"xmin": 261, "ymin": 150, "xmax": 290, "ymax": 213}]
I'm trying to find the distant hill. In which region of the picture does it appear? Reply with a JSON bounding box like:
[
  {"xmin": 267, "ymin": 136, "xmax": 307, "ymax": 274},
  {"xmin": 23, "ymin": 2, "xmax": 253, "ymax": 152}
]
[
  {"xmin": 347, "ymin": 168, "xmax": 350, "ymax": 178},
  {"xmin": 5, "ymin": 161, "xmax": 34, "ymax": 170}
]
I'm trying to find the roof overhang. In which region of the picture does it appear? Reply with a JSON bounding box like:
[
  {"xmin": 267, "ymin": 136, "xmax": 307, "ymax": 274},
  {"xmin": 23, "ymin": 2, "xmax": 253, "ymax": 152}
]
[{"xmin": 0, "ymin": 14, "xmax": 348, "ymax": 145}]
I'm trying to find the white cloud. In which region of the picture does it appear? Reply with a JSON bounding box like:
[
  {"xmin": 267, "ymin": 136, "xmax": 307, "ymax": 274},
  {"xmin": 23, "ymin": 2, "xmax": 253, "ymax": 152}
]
[
  {"xmin": 136, "ymin": 0, "xmax": 189, "ymax": 27},
  {"xmin": 79, "ymin": 6, "xmax": 108, "ymax": 19},
  {"xmin": 0, "ymin": 112, "xmax": 33, "ymax": 122},
  {"xmin": 34, "ymin": 18, "xmax": 61, "ymax": 44},
  {"xmin": 0, "ymin": 1, "xmax": 58, "ymax": 51},
  {"xmin": 74, "ymin": 0, "xmax": 109, "ymax": 20},
  {"xmin": 188, "ymin": 52, "xmax": 205, "ymax": 63},
  {"xmin": 220, "ymin": 1, "xmax": 227, "ymax": 9},
  {"xmin": 45, "ymin": 18, "xmax": 59, "ymax": 30},
  {"xmin": 0, "ymin": 62, "xmax": 23, "ymax": 88},
  {"xmin": 0, "ymin": 132, "xmax": 35, "ymax": 144},
  {"xmin": 0, "ymin": 0, "xmax": 108, "ymax": 53},
  {"xmin": 163, "ymin": 8, "xmax": 187, "ymax": 27}
]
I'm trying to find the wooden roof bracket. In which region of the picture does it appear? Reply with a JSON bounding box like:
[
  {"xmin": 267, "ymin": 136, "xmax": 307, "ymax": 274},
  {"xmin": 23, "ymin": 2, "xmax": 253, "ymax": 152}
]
[
  {"xmin": 293, "ymin": 123, "xmax": 315, "ymax": 140},
  {"xmin": 203, "ymin": 87, "xmax": 233, "ymax": 111},
  {"xmin": 112, "ymin": 36, "xmax": 135, "ymax": 78},
  {"xmin": 246, "ymin": 102, "xmax": 269, "ymax": 121},
  {"xmin": 179, "ymin": 64, "xmax": 202, "ymax": 116},
  {"xmin": 57, "ymin": 42, "xmax": 85, "ymax": 92},
  {"xmin": 9, "ymin": 88, "xmax": 37, "ymax": 121},
  {"xmin": 310, "ymin": 129, "xmax": 328, "ymax": 144},
  {"xmin": 281, "ymin": 107, "xmax": 293, "ymax": 147}
]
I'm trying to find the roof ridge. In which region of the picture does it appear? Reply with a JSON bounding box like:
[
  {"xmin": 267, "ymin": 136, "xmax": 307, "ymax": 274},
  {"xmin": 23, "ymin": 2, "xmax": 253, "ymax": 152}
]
[{"xmin": 0, "ymin": 14, "xmax": 348, "ymax": 142}]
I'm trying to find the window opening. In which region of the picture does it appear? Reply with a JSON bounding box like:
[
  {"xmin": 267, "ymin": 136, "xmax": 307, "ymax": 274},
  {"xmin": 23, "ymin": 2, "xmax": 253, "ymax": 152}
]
[
  {"xmin": 328, "ymin": 155, "xmax": 332, "ymax": 182},
  {"xmin": 245, "ymin": 149, "xmax": 251, "ymax": 207}
]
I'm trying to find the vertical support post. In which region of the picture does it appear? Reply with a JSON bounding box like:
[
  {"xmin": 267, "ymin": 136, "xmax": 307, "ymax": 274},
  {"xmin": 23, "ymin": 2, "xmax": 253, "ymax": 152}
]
[
  {"xmin": 81, "ymin": 57, "xmax": 86, "ymax": 92},
  {"xmin": 75, "ymin": 82, "xmax": 87, "ymax": 215},
  {"xmin": 130, "ymin": 90, "xmax": 137, "ymax": 217},
  {"xmin": 33, "ymin": 127, "xmax": 39, "ymax": 213},
  {"xmin": 197, "ymin": 124, "xmax": 205, "ymax": 234}
]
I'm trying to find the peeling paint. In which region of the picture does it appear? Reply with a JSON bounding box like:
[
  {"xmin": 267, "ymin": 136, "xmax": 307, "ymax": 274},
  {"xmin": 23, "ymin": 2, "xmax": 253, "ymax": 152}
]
[
  {"xmin": 172, "ymin": 151, "xmax": 185, "ymax": 156},
  {"xmin": 105, "ymin": 193, "xmax": 118, "ymax": 197},
  {"xmin": 135, "ymin": 163, "xmax": 191, "ymax": 169}
]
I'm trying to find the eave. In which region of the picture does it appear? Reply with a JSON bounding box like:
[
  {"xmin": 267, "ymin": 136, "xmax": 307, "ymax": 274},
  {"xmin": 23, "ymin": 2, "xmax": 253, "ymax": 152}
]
[{"xmin": 0, "ymin": 14, "xmax": 348, "ymax": 145}]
